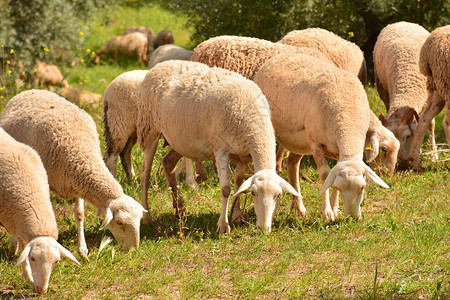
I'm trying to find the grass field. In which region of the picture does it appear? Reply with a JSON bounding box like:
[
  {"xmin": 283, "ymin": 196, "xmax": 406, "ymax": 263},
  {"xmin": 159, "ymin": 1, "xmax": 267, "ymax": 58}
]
[{"xmin": 0, "ymin": 3, "xmax": 449, "ymax": 299}]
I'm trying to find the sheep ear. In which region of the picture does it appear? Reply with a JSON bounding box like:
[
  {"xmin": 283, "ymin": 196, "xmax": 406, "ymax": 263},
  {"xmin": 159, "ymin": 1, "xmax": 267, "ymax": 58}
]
[
  {"xmin": 365, "ymin": 134, "xmax": 380, "ymax": 163},
  {"xmin": 15, "ymin": 243, "xmax": 32, "ymax": 267},
  {"xmin": 99, "ymin": 207, "xmax": 113, "ymax": 230},
  {"xmin": 320, "ymin": 168, "xmax": 336, "ymax": 196},
  {"xmin": 379, "ymin": 114, "xmax": 388, "ymax": 127},
  {"xmin": 364, "ymin": 164, "xmax": 389, "ymax": 188},
  {"xmin": 232, "ymin": 176, "xmax": 253, "ymax": 199},
  {"xmin": 277, "ymin": 175, "xmax": 300, "ymax": 197},
  {"xmin": 57, "ymin": 243, "xmax": 80, "ymax": 265}
]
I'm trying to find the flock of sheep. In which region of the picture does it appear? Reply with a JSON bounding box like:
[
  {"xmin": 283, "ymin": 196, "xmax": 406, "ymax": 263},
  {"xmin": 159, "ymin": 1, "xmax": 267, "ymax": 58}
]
[{"xmin": 0, "ymin": 21, "xmax": 448, "ymax": 294}]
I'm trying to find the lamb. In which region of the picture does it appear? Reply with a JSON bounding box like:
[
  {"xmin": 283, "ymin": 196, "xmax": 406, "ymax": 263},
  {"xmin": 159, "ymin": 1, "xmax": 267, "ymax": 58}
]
[
  {"xmin": 123, "ymin": 25, "xmax": 156, "ymax": 54},
  {"xmin": 409, "ymin": 25, "xmax": 450, "ymax": 170},
  {"xmin": 137, "ymin": 60, "xmax": 299, "ymax": 233},
  {"xmin": 0, "ymin": 90, "xmax": 147, "ymax": 258},
  {"xmin": 0, "ymin": 128, "xmax": 79, "ymax": 294},
  {"xmin": 373, "ymin": 21, "xmax": 435, "ymax": 169},
  {"xmin": 57, "ymin": 86, "xmax": 102, "ymax": 107},
  {"xmin": 103, "ymin": 70, "xmax": 206, "ymax": 187},
  {"xmin": 253, "ymin": 53, "xmax": 389, "ymax": 221},
  {"xmin": 153, "ymin": 29, "xmax": 174, "ymax": 50},
  {"xmin": 34, "ymin": 61, "xmax": 69, "ymax": 89},
  {"xmin": 149, "ymin": 44, "xmax": 193, "ymax": 68},
  {"xmin": 279, "ymin": 27, "xmax": 367, "ymax": 85},
  {"xmin": 190, "ymin": 35, "xmax": 329, "ymax": 80},
  {"xmin": 95, "ymin": 32, "xmax": 149, "ymax": 65}
]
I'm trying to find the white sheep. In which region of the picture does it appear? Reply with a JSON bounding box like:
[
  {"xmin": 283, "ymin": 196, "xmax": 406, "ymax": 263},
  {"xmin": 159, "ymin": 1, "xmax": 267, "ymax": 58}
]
[
  {"xmin": 137, "ymin": 60, "xmax": 299, "ymax": 233},
  {"xmin": 373, "ymin": 21, "xmax": 437, "ymax": 169},
  {"xmin": 34, "ymin": 61, "xmax": 69, "ymax": 89},
  {"xmin": 254, "ymin": 53, "xmax": 389, "ymax": 221},
  {"xmin": 95, "ymin": 32, "xmax": 149, "ymax": 65},
  {"xmin": 149, "ymin": 44, "xmax": 193, "ymax": 68},
  {"xmin": 103, "ymin": 70, "xmax": 206, "ymax": 187},
  {"xmin": 0, "ymin": 90, "xmax": 147, "ymax": 258},
  {"xmin": 0, "ymin": 128, "xmax": 79, "ymax": 294},
  {"xmin": 278, "ymin": 27, "xmax": 367, "ymax": 85},
  {"xmin": 409, "ymin": 25, "xmax": 450, "ymax": 170},
  {"xmin": 190, "ymin": 35, "xmax": 329, "ymax": 80}
]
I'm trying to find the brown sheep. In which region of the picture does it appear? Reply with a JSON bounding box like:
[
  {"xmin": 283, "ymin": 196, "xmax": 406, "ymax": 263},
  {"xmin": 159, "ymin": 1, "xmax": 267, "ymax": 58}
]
[
  {"xmin": 95, "ymin": 32, "xmax": 149, "ymax": 65},
  {"xmin": 153, "ymin": 29, "xmax": 174, "ymax": 50},
  {"xmin": 34, "ymin": 62, "xmax": 69, "ymax": 89},
  {"xmin": 123, "ymin": 26, "xmax": 156, "ymax": 54}
]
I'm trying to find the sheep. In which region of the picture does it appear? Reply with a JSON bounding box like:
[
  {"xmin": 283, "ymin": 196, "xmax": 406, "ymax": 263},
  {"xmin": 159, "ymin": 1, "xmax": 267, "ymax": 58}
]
[
  {"xmin": 34, "ymin": 61, "xmax": 69, "ymax": 89},
  {"xmin": 57, "ymin": 86, "xmax": 102, "ymax": 107},
  {"xmin": 95, "ymin": 32, "xmax": 149, "ymax": 65},
  {"xmin": 0, "ymin": 89, "xmax": 147, "ymax": 258},
  {"xmin": 103, "ymin": 70, "xmax": 206, "ymax": 187},
  {"xmin": 190, "ymin": 35, "xmax": 329, "ymax": 80},
  {"xmin": 373, "ymin": 21, "xmax": 436, "ymax": 169},
  {"xmin": 123, "ymin": 25, "xmax": 156, "ymax": 54},
  {"xmin": 149, "ymin": 44, "xmax": 193, "ymax": 68},
  {"xmin": 0, "ymin": 128, "xmax": 79, "ymax": 294},
  {"xmin": 278, "ymin": 27, "xmax": 367, "ymax": 85},
  {"xmin": 409, "ymin": 25, "xmax": 450, "ymax": 170},
  {"xmin": 153, "ymin": 29, "xmax": 174, "ymax": 50},
  {"xmin": 137, "ymin": 60, "xmax": 300, "ymax": 233},
  {"xmin": 253, "ymin": 53, "xmax": 389, "ymax": 221}
]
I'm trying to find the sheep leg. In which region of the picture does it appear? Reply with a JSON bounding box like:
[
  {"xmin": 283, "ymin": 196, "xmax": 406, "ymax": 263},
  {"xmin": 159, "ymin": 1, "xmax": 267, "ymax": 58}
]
[
  {"xmin": 375, "ymin": 71, "xmax": 390, "ymax": 111},
  {"xmin": 184, "ymin": 158, "xmax": 197, "ymax": 188},
  {"xmin": 140, "ymin": 138, "xmax": 160, "ymax": 224},
  {"xmin": 9, "ymin": 235, "xmax": 19, "ymax": 256},
  {"xmin": 444, "ymin": 103, "xmax": 450, "ymax": 149},
  {"xmin": 174, "ymin": 158, "xmax": 186, "ymax": 177},
  {"xmin": 74, "ymin": 198, "xmax": 88, "ymax": 258},
  {"xmin": 104, "ymin": 152, "xmax": 119, "ymax": 178},
  {"xmin": 311, "ymin": 143, "xmax": 335, "ymax": 222},
  {"xmin": 286, "ymin": 152, "xmax": 306, "ymax": 216},
  {"xmin": 409, "ymin": 91, "xmax": 445, "ymax": 170},
  {"xmin": 276, "ymin": 145, "xmax": 286, "ymax": 172},
  {"xmin": 195, "ymin": 160, "xmax": 208, "ymax": 182},
  {"xmin": 19, "ymin": 239, "xmax": 33, "ymax": 283},
  {"xmin": 231, "ymin": 163, "xmax": 248, "ymax": 224},
  {"xmin": 162, "ymin": 149, "xmax": 185, "ymax": 218},
  {"xmin": 215, "ymin": 150, "xmax": 231, "ymax": 234},
  {"xmin": 429, "ymin": 118, "xmax": 438, "ymax": 162},
  {"xmin": 120, "ymin": 132, "xmax": 137, "ymax": 181},
  {"xmin": 330, "ymin": 188, "xmax": 340, "ymax": 218}
]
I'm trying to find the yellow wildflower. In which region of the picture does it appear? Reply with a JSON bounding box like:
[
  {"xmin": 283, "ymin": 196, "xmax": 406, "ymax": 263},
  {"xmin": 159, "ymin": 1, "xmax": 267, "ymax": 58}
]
[
  {"xmin": 0, "ymin": 45, "xmax": 3, "ymax": 48},
  {"xmin": 43, "ymin": 47, "xmax": 50, "ymax": 52},
  {"xmin": 33, "ymin": 68, "xmax": 38, "ymax": 73},
  {"xmin": 0, "ymin": 96, "xmax": 4, "ymax": 99},
  {"xmin": 7, "ymin": 69, "xmax": 12, "ymax": 74},
  {"xmin": 80, "ymin": 59, "xmax": 85, "ymax": 63},
  {"xmin": 79, "ymin": 31, "xmax": 84, "ymax": 36},
  {"xmin": 86, "ymin": 48, "xmax": 91, "ymax": 53},
  {"xmin": 6, "ymin": 60, "xmax": 10, "ymax": 64},
  {"xmin": 91, "ymin": 51, "xmax": 95, "ymax": 56},
  {"xmin": 10, "ymin": 49, "xmax": 14, "ymax": 54},
  {"xmin": 348, "ymin": 31, "xmax": 354, "ymax": 38},
  {"xmin": 21, "ymin": 72, "xmax": 25, "ymax": 77}
]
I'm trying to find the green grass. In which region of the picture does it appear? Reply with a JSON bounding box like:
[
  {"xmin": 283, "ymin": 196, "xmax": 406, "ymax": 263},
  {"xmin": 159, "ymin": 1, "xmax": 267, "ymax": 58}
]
[{"xmin": 1, "ymin": 3, "xmax": 450, "ymax": 299}]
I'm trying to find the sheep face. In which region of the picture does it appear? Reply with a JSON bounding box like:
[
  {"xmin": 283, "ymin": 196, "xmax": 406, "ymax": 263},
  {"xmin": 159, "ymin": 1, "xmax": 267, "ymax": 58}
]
[
  {"xmin": 100, "ymin": 196, "xmax": 147, "ymax": 250},
  {"xmin": 321, "ymin": 161, "xmax": 389, "ymax": 219},
  {"xmin": 15, "ymin": 237, "xmax": 79, "ymax": 294},
  {"xmin": 366, "ymin": 130, "xmax": 400, "ymax": 175},
  {"xmin": 233, "ymin": 169, "xmax": 300, "ymax": 233}
]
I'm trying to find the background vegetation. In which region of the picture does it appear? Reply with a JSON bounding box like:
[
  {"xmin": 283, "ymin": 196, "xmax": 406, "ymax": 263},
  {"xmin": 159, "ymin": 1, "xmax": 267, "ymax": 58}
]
[{"xmin": 0, "ymin": 1, "xmax": 449, "ymax": 299}]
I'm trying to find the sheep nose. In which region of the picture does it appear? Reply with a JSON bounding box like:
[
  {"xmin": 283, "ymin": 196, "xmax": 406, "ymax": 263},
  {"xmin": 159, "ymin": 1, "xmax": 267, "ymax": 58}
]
[{"xmin": 35, "ymin": 286, "xmax": 47, "ymax": 294}]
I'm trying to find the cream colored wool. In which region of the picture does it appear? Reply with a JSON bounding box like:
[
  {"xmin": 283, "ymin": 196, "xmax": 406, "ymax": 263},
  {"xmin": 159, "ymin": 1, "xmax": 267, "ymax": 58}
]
[
  {"xmin": 149, "ymin": 44, "xmax": 193, "ymax": 68},
  {"xmin": 96, "ymin": 32, "xmax": 149, "ymax": 64},
  {"xmin": 191, "ymin": 35, "xmax": 329, "ymax": 80},
  {"xmin": 279, "ymin": 27, "xmax": 367, "ymax": 85}
]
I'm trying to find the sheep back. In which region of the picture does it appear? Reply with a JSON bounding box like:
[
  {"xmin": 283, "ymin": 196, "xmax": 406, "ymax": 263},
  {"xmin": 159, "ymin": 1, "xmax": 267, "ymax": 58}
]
[
  {"xmin": 153, "ymin": 29, "xmax": 174, "ymax": 49},
  {"xmin": 149, "ymin": 44, "xmax": 193, "ymax": 68},
  {"xmin": 0, "ymin": 128, "xmax": 58, "ymax": 242}
]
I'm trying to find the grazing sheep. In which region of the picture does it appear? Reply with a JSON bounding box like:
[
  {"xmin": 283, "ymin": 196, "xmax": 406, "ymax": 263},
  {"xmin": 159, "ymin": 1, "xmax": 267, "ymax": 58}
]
[
  {"xmin": 95, "ymin": 32, "xmax": 149, "ymax": 64},
  {"xmin": 279, "ymin": 27, "xmax": 367, "ymax": 85},
  {"xmin": 57, "ymin": 86, "xmax": 102, "ymax": 107},
  {"xmin": 373, "ymin": 21, "xmax": 435, "ymax": 169},
  {"xmin": 149, "ymin": 44, "xmax": 193, "ymax": 68},
  {"xmin": 409, "ymin": 25, "xmax": 450, "ymax": 170},
  {"xmin": 153, "ymin": 29, "xmax": 174, "ymax": 50},
  {"xmin": 103, "ymin": 70, "xmax": 206, "ymax": 186},
  {"xmin": 0, "ymin": 90, "xmax": 147, "ymax": 258},
  {"xmin": 0, "ymin": 128, "xmax": 79, "ymax": 294},
  {"xmin": 254, "ymin": 53, "xmax": 389, "ymax": 221},
  {"xmin": 137, "ymin": 60, "xmax": 299, "ymax": 233},
  {"xmin": 191, "ymin": 35, "xmax": 329, "ymax": 80},
  {"xmin": 123, "ymin": 25, "xmax": 156, "ymax": 54},
  {"xmin": 34, "ymin": 61, "xmax": 69, "ymax": 89}
]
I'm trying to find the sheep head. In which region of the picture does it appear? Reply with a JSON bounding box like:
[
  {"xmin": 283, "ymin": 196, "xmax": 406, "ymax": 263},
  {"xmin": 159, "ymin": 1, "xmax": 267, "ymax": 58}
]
[
  {"xmin": 15, "ymin": 236, "xmax": 79, "ymax": 294},
  {"xmin": 379, "ymin": 107, "xmax": 419, "ymax": 169},
  {"xmin": 365, "ymin": 129, "xmax": 400, "ymax": 175},
  {"xmin": 232, "ymin": 169, "xmax": 300, "ymax": 233},
  {"xmin": 99, "ymin": 195, "xmax": 147, "ymax": 251},
  {"xmin": 321, "ymin": 160, "xmax": 389, "ymax": 219}
]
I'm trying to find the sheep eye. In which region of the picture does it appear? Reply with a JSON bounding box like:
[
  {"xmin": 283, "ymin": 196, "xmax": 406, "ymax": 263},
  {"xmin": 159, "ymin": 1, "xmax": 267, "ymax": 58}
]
[
  {"xmin": 381, "ymin": 146, "xmax": 388, "ymax": 152},
  {"xmin": 116, "ymin": 221, "xmax": 124, "ymax": 226},
  {"xmin": 30, "ymin": 257, "xmax": 35, "ymax": 262}
]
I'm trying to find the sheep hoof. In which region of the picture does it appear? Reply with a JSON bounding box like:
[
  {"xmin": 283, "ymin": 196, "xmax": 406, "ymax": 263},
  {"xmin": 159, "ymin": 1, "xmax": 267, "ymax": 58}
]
[
  {"xmin": 217, "ymin": 222, "xmax": 231, "ymax": 234},
  {"xmin": 78, "ymin": 245, "xmax": 89, "ymax": 259},
  {"xmin": 291, "ymin": 201, "xmax": 306, "ymax": 217},
  {"xmin": 321, "ymin": 208, "xmax": 335, "ymax": 222},
  {"xmin": 231, "ymin": 209, "xmax": 243, "ymax": 224}
]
